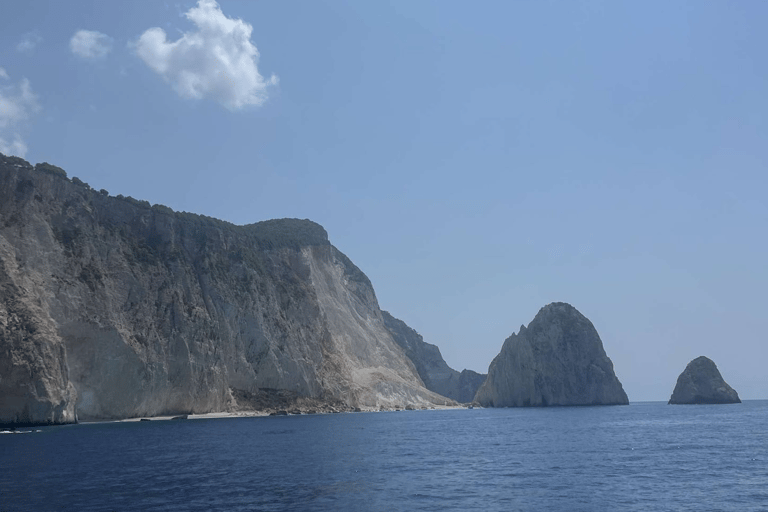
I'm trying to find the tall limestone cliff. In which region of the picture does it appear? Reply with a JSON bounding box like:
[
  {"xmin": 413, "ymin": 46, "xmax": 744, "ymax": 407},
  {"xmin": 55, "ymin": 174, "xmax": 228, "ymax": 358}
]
[
  {"xmin": 668, "ymin": 356, "xmax": 741, "ymax": 404},
  {"xmin": 0, "ymin": 154, "xmax": 451, "ymax": 426},
  {"xmin": 475, "ymin": 302, "xmax": 628, "ymax": 407},
  {"xmin": 381, "ymin": 311, "xmax": 486, "ymax": 403}
]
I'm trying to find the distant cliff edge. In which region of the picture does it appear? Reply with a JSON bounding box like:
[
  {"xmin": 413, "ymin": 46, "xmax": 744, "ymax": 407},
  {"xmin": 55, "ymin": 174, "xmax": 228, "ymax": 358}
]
[
  {"xmin": 382, "ymin": 311, "xmax": 486, "ymax": 403},
  {"xmin": 0, "ymin": 154, "xmax": 453, "ymax": 426},
  {"xmin": 475, "ymin": 302, "xmax": 628, "ymax": 407}
]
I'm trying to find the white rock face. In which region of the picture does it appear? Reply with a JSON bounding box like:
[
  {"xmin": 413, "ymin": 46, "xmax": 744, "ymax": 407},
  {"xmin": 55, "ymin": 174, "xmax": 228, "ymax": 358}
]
[
  {"xmin": 475, "ymin": 302, "xmax": 629, "ymax": 407},
  {"xmin": 0, "ymin": 155, "xmax": 450, "ymax": 425}
]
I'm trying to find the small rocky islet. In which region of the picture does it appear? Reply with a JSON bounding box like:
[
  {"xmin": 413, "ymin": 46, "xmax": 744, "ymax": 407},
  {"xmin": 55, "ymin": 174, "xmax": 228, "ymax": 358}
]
[{"xmin": 668, "ymin": 356, "xmax": 741, "ymax": 405}]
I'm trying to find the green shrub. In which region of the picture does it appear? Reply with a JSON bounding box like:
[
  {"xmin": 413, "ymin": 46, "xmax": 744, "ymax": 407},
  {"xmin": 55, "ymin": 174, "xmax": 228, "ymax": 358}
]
[
  {"xmin": 34, "ymin": 162, "xmax": 67, "ymax": 178},
  {"xmin": 123, "ymin": 196, "xmax": 151, "ymax": 209},
  {"xmin": 152, "ymin": 203, "xmax": 174, "ymax": 214},
  {"xmin": 2, "ymin": 155, "xmax": 33, "ymax": 170},
  {"xmin": 71, "ymin": 176, "xmax": 91, "ymax": 189}
]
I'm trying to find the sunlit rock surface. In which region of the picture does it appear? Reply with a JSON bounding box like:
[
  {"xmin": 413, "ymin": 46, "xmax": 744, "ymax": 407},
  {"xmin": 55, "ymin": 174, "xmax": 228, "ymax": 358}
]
[
  {"xmin": 668, "ymin": 356, "xmax": 740, "ymax": 405},
  {"xmin": 475, "ymin": 302, "xmax": 628, "ymax": 407},
  {"xmin": 0, "ymin": 154, "xmax": 451, "ymax": 426}
]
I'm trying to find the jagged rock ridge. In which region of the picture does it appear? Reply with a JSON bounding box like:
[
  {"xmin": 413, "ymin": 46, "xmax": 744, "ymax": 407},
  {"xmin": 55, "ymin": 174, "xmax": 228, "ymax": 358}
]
[
  {"xmin": 668, "ymin": 356, "xmax": 741, "ymax": 405},
  {"xmin": 382, "ymin": 311, "xmax": 486, "ymax": 403},
  {"xmin": 475, "ymin": 302, "xmax": 628, "ymax": 407},
  {"xmin": 0, "ymin": 154, "xmax": 452, "ymax": 426}
]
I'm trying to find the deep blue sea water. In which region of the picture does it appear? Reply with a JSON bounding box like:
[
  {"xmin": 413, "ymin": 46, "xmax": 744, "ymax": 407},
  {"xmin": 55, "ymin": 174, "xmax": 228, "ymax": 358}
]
[{"xmin": 1, "ymin": 401, "xmax": 767, "ymax": 511}]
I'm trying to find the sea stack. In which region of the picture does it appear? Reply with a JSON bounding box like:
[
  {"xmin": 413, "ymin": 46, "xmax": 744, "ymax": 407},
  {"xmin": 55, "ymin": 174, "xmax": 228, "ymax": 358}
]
[
  {"xmin": 474, "ymin": 302, "xmax": 629, "ymax": 407},
  {"xmin": 668, "ymin": 356, "xmax": 741, "ymax": 404}
]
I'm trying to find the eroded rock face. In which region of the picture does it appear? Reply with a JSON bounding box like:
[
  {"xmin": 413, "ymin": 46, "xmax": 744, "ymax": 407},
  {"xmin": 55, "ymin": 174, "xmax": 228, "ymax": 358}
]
[
  {"xmin": 382, "ymin": 311, "xmax": 486, "ymax": 403},
  {"xmin": 474, "ymin": 302, "xmax": 628, "ymax": 407},
  {"xmin": 0, "ymin": 154, "xmax": 451, "ymax": 426},
  {"xmin": 668, "ymin": 356, "xmax": 740, "ymax": 404},
  {"xmin": 0, "ymin": 258, "xmax": 77, "ymax": 426}
]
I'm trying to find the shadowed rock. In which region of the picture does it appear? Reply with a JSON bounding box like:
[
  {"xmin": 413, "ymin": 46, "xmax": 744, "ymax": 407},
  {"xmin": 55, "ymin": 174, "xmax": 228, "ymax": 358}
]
[
  {"xmin": 382, "ymin": 311, "xmax": 486, "ymax": 403},
  {"xmin": 668, "ymin": 356, "xmax": 740, "ymax": 404},
  {"xmin": 475, "ymin": 302, "xmax": 628, "ymax": 407}
]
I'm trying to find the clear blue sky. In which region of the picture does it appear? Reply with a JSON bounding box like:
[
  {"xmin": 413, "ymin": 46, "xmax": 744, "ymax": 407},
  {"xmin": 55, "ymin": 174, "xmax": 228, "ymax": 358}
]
[{"xmin": 2, "ymin": 1, "xmax": 766, "ymax": 401}]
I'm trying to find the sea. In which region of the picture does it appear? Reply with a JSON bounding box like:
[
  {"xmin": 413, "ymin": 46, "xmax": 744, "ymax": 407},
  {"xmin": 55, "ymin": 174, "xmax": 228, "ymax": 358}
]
[{"xmin": 1, "ymin": 401, "xmax": 766, "ymax": 511}]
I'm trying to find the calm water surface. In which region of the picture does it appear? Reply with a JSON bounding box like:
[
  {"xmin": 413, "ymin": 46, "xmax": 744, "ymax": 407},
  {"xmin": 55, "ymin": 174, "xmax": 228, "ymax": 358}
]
[{"xmin": 1, "ymin": 401, "xmax": 767, "ymax": 511}]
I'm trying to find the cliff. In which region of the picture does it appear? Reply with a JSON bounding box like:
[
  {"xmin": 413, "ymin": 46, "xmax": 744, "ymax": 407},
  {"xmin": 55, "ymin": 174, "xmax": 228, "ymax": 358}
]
[
  {"xmin": 474, "ymin": 302, "xmax": 628, "ymax": 407},
  {"xmin": 381, "ymin": 311, "xmax": 486, "ymax": 403},
  {"xmin": 668, "ymin": 356, "xmax": 741, "ymax": 404},
  {"xmin": 0, "ymin": 154, "xmax": 452, "ymax": 426}
]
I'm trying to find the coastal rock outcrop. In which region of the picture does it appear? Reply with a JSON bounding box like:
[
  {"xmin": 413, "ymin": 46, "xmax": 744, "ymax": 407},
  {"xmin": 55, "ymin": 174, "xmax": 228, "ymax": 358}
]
[
  {"xmin": 474, "ymin": 302, "xmax": 628, "ymax": 407},
  {"xmin": 382, "ymin": 311, "xmax": 486, "ymax": 403},
  {"xmin": 0, "ymin": 154, "xmax": 452, "ymax": 426},
  {"xmin": 668, "ymin": 356, "xmax": 740, "ymax": 404}
]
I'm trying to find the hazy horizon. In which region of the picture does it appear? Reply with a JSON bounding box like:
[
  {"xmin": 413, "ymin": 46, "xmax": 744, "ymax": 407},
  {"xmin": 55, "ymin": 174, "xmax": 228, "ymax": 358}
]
[{"xmin": 2, "ymin": 0, "xmax": 765, "ymax": 401}]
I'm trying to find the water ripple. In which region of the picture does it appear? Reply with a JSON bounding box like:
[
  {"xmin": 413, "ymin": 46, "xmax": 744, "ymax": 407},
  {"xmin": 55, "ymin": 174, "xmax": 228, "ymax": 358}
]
[{"xmin": 1, "ymin": 401, "xmax": 767, "ymax": 511}]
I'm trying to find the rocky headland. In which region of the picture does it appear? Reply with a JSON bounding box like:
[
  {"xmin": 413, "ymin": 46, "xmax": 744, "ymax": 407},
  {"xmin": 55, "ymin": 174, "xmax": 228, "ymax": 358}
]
[
  {"xmin": 668, "ymin": 356, "xmax": 741, "ymax": 405},
  {"xmin": 382, "ymin": 311, "xmax": 486, "ymax": 403},
  {"xmin": 474, "ymin": 302, "xmax": 629, "ymax": 407},
  {"xmin": 0, "ymin": 154, "xmax": 453, "ymax": 427}
]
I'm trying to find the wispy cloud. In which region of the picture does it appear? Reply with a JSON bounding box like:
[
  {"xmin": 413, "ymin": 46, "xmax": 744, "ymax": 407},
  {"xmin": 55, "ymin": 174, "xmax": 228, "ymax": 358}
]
[
  {"xmin": 134, "ymin": 0, "xmax": 278, "ymax": 111},
  {"xmin": 70, "ymin": 30, "xmax": 113, "ymax": 60},
  {"xmin": 0, "ymin": 68, "xmax": 41, "ymax": 157},
  {"xmin": 17, "ymin": 32, "xmax": 43, "ymax": 54}
]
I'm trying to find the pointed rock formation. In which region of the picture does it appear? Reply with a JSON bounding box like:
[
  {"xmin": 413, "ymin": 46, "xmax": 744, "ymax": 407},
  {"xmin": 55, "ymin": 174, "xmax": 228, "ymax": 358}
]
[
  {"xmin": 668, "ymin": 356, "xmax": 740, "ymax": 404},
  {"xmin": 381, "ymin": 311, "xmax": 486, "ymax": 403},
  {"xmin": 474, "ymin": 302, "xmax": 628, "ymax": 407}
]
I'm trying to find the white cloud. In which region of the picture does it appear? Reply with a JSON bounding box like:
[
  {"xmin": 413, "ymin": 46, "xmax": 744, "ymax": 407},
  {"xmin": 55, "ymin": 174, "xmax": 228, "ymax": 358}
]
[
  {"xmin": 70, "ymin": 30, "xmax": 113, "ymax": 60},
  {"xmin": 135, "ymin": 0, "xmax": 277, "ymax": 111},
  {"xmin": 17, "ymin": 32, "xmax": 43, "ymax": 53},
  {"xmin": 0, "ymin": 68, "xmax": 41, "ymax": 158}
]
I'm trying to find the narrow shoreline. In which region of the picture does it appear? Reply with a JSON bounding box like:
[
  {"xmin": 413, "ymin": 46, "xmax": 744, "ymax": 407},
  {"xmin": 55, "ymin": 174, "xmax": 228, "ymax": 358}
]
[
  {"xmin": 104, "ymin": 404, "xmax": 469, "ymax": 424},
  {"xmin": 2, "ymin": 404, "xmax": 471, "ymax": 429}
]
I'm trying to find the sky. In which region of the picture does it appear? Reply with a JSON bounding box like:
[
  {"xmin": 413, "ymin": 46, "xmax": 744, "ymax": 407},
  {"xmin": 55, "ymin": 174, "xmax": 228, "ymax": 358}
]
[{"xmin": 1, "ymin": 0, "xmax": 766, "ymax": 401}]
